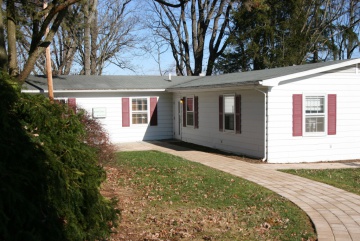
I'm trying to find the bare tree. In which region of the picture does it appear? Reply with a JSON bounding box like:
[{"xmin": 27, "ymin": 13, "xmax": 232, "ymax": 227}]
[
  {"xmin": 75, "ymin": 0, "xmax": 139, "ymax": 75},
  {"xmin": 16, "ymin": 0, "xmax": 139, "ymax": 76},
  {"xmin": 148, "ymin": 0, "xmax": 236, "ymax": 76},
  {"xmin": 154, "ymin": 0, "xmax": 189, "ymax": 7},
  {"xmin": 16, "ymin": 0, "xmax": 82, "ymax": 83},
  {"xmin": 142, "ymin": 35, "xmax": 172, "ymax": 75},
  {"xmin": 83, "ymin": 0, "xmax": 98, "ymax": 75},
  {"xmin": 328, "ymin": 0, "xmax": 360, "ymax": 60},
  {"xmin": 52, "ymin": 24, "xmax": 78, "ymax": 75},
  {"xmin": 298, "ymin": 0, "xmax": 352, "ymax": 62}
]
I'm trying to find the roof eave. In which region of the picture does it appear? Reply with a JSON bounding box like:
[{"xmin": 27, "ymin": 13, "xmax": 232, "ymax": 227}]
[
  {"xmin": 166, "ymin": 81, "xmax": 261, "ymax": 92},
  {"xmin": 21, "ymin": 89, "xmax": 166, "ymax": 93},
  {"xmin": 260, "ymin": 59, "xmax": 360, "ymax": 87}
]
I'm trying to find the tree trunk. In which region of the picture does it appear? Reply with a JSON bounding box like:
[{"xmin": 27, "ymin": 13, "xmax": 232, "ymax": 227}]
[
  {"xmin": 0, "ymin": 0, "xmax": 7, "ymax": 71},
  {"xmin": 7, "ymin": 0, "xmax": 18, "ymax": 76},
  {"xmin": 84, "ymin": 0, "xmax": 91, "ymax": 75},
  {"xmin": 90, "ymin": 0, "xmax": 98, "ymax": 75},
  {"xmin": 63, "ymin": 43, "xmax": 77, "ymax": 74},
  {"xmin": 18, "ymin": 9, "xmax": 68, "ymax": 84}
]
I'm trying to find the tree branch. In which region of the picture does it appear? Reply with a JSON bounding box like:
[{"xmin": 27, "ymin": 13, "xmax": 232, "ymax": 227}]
[{"xmin": 154, "ymin": 0, "xmax": 189, "ymax": 8}]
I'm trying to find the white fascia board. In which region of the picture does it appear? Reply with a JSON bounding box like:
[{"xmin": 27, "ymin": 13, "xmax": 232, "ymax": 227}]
[
  {"xmin": 22, "ymin": 89, "xmax": 166, "ymax": 93},
  {"xmin": 259, "ymin": 58, "xmax": 360, "ymax": 87}
]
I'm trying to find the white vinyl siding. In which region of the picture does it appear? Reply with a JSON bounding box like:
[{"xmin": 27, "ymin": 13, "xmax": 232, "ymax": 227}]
[
  {"xmin": 174, "ymin": 90, "xmax": 264, "ymax": 159},
  {"xmin": 54, "ymin": 92, "xmax": 173, "ymax": 143},
  {"xmin": 267, "ymin": 71, "xmax": 360, "ymax": 163}
]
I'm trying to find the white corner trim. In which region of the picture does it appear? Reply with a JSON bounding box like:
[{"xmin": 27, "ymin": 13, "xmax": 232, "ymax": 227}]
[{"xmin": 260, "ymin": 58, "xmax": 360, "ymax": 87}]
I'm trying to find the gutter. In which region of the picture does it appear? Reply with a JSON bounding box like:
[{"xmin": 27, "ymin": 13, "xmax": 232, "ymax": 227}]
[
  {"xmin": 22, "ymin": 89, "xmax": 166, "ymax": 93},
  {"xmin": 254, "ymin": 87, "xmax": 268, "ymax": 162}
]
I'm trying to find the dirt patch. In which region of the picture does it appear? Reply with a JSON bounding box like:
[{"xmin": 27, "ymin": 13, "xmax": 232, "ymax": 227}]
[
  {"xmin": 164, "ymin": 140, "xmax": 264, "ymax": 164},
  {"xmin": 101, "ymin": 166, "xmax": 146, "ymax": 240},
  {"xmin": 164, "ymin": 140, "xmax": 360, "ymax": 165}
]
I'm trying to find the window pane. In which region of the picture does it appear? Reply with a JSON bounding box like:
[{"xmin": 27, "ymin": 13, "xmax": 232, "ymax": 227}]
[
  {"xmin": 224, "ymin": 96, "xmax": 234, "ymax": 113},
  {"xmin": 132, "ymin": 98, "xmax": 147, "ymax": 111},
  {"xmin": 306, "ymin": 96, "xmax": 324, "ymax": 114},
  {"xmin": 132, "ymin": 98, "xmax": 148, "ymax": 124},
  {"xmin": 132, "ymin": 113, "xmax": 148, "ymax": 124},
  {"xmin": 187, "ymin": 112, "xmax": 194, "ymax": 126},
  {"xmin": 305, "ymin": 117, "xmax": 324, "ymax": 132},
  {"xmin": 225, "ymin": 114, "xmax": 234, "ymax": 130},
  {"xmin": 187, "ymin": 98, "xmax": 193, "ymax": 111}
]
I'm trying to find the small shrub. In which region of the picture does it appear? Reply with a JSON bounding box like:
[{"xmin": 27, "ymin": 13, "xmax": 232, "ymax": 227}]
[{"xmin": 79, "ymin": 110, "xmax": 116, "ymax": 164}]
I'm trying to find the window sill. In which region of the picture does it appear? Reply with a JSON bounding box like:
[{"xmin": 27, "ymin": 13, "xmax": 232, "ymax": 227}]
[{"xmin": 303, "ymin": 132, "xmax": 326, "ymax": 137}]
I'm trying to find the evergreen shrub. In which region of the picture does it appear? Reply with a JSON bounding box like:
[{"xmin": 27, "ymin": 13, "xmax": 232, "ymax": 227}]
[{"xmin": 0, "ymin": 75, "xmax": 119, "ymax": 241}]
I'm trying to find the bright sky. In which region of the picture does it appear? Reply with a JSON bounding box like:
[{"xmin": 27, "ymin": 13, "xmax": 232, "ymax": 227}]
[
  {"xmin": 102, "ymin": 50, "xmax": 176, "ymax": 76},
  {"xmin": 99, "ymin": 0, "xmax": 177, "ymax": 76}
]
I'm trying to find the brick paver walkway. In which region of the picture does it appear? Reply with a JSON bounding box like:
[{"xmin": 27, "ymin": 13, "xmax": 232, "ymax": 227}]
[{"xmin": 117, "ymin": 141, "xmax": 360, "ymax": 241}]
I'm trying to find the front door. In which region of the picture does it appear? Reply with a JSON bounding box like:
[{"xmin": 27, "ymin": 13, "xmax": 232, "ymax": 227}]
[{"xmin": 174, "ymin": 98, "xmax": 182, "ymax": 140}]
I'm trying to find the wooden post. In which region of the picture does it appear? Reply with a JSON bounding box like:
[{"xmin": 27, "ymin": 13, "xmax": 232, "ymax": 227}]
[{"xmin": 44, "ymin": 1, "xmax": 54, "ymax": 101}]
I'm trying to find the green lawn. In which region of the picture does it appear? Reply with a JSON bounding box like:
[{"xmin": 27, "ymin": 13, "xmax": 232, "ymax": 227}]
[
  {"xmin": 281, "ymin": 168, "xmax": 360, "ymax": 196},
  {"xmin": 112, "ymin": 150, "xmax": 316, "ymax": 240}
]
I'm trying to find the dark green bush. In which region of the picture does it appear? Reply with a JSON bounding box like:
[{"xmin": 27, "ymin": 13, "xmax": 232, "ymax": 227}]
[{"xmin": 0, "ymin": 76, "xmax": 119, "ymax": 241}]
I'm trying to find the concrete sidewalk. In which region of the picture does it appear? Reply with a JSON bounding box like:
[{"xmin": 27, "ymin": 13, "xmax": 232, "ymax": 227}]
[{"xmin": 116, "ymin": 141, "xmax": 360, "ymax": 241}]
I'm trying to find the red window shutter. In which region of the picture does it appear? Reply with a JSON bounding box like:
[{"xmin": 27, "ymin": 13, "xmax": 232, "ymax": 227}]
[
  {"xmin": 219, "ymin": 95, "xmax": 223, "ymax": 131},
  {"xmin": 68, "ymin": 98, "xmax": 76, "ymax": 113},
  {"xmin": 235, "ymin": 95, "xmax": 241, "ymax": 134},
  {"xmin": 194, "ymin": 96, "xmax": 199, "ymax": 129},
  {"xmin": 292, "ymin": 94, "xmax": 303, "ymax": 136},
  {"xmin": 150, "ymin": 97, "xmax": 158, "ymax": 126},
  {"xmin": 328, "ymin": 94, "xmax": 336, "ymax": 135},
  {"xmin": 122, "ymin": 98, "xmax": 130, "ymax": 127}
]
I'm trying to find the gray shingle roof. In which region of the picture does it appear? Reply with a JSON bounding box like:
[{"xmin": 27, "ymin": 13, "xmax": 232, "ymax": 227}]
[
  {"xmin": 23, "ymin": 75, "xmax": 202, "ymax": 92},
  {"xmin": 168, "ymin": 59, "xmax": 359, "ymax": 90},
  {"xmin": 23, "ymin": 59, "xmax": 359, "ymax": 92}
]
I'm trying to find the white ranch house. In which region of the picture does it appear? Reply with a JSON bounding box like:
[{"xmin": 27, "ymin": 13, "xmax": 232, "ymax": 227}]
[{"xmin": 23, "ymin": 59, "xmax": 360, "ymax": 163}]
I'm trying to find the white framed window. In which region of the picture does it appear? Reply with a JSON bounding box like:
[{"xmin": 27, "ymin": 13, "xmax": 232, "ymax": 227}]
[
  {"xmin": 132, "ymin": 98, "xmax": 148, "ymax": 124},
  {"xmin": 186, "ymin": 97, "xmax": 194, "ymax": 126},
  {"xmin": 304, "ymin": 95, "xmax": 326, "ymax": 135},
  {"xmin": 224, "ymin": 95, "xmax": 235, "ymax": 132}
]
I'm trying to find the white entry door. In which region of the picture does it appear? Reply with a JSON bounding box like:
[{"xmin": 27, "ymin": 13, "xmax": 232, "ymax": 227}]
[{"xmin": 174, "ymin": 98, "xmax": 182, "ymax": 140}]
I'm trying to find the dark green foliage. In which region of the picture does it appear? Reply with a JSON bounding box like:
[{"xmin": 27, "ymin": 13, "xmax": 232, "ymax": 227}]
[
  {"xmin": 214, "ymin": 0, "xmax": 310, "ymax": 73},
  {"xmin": 0, "ymin": 75, "xmax": 119, "ymax": 241}
]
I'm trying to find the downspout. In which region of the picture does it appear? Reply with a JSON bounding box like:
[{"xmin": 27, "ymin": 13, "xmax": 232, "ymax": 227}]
[{"xmin": 254, "ymin": 86, "xmax": 268, "ymax": 162}]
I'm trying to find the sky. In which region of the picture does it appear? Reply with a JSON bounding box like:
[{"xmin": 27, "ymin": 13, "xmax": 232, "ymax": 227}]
[
  {"xmin": 99, "ymin": 0, "xmax": 178, "ymax": 76},
  {"xmin": 102, "ymin": 50, "xmax": 176, "ymax": 76}
]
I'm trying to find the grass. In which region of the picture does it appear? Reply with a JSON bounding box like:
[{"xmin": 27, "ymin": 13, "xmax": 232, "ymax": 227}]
[
  {"xmin": 281, "ymin": 168, "xmax": 360, "ymax": 196},
  {"xmin": 110, "ymin": 150, "xmax": 316, "ymax": 240}
]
